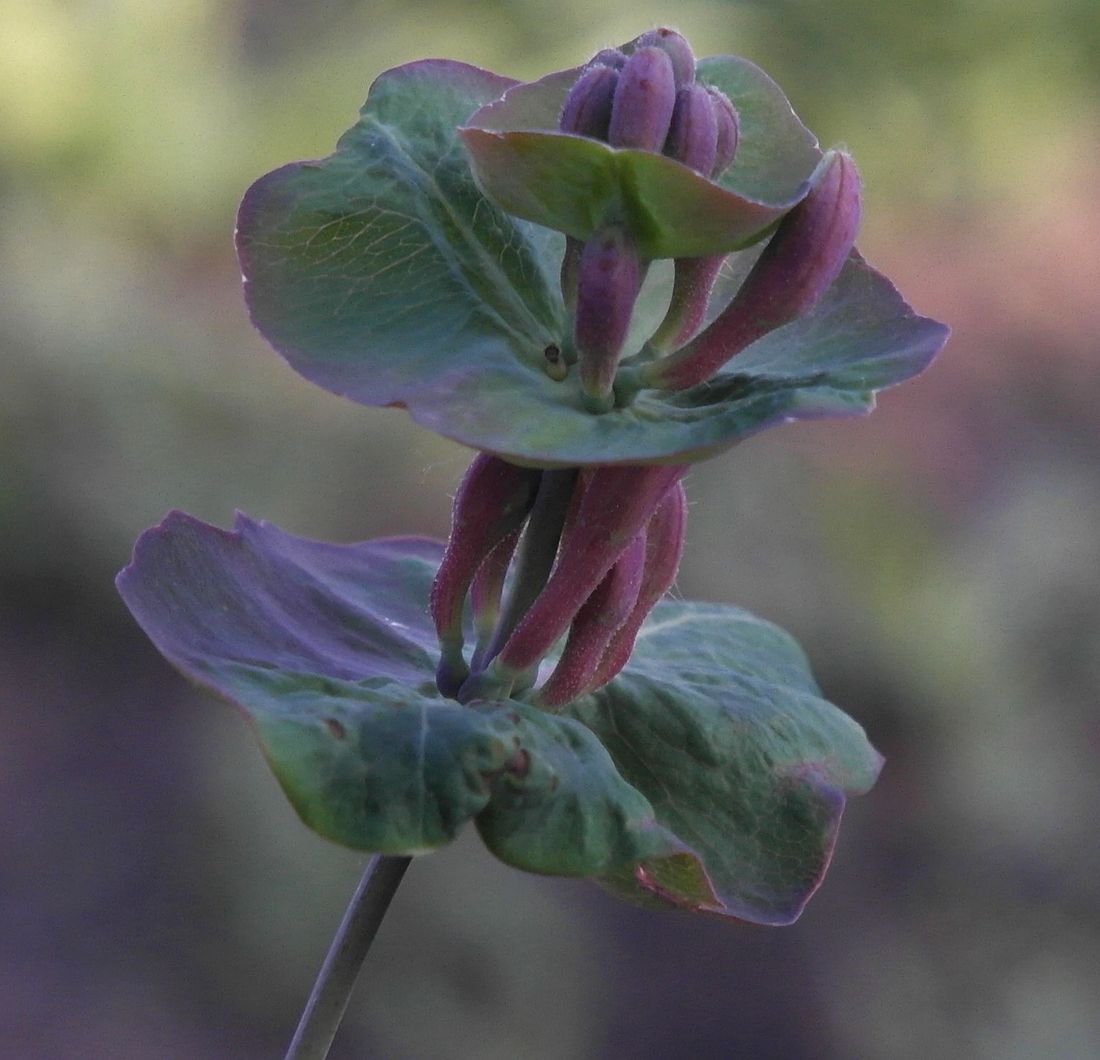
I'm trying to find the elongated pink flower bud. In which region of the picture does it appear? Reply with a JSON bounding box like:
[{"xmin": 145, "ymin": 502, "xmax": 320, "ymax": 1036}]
[
  {"xmin": 591, "ymin": 481, "xmax": 687, "ymax": 689},
  {"xmin": 708, "ymin": 88, "xmax": 740, "ymax": 176},
  {"xmin": 559, "ymin": 63, "xmax": 619, "ymax": 140},
  {"xmin": 492, "ymin": 463, "xmax": 686, "ymax": 679},
  {"xmin": 647, "ymin": 253, "xmax": 727, "ymax": 353},
  {"xmin": 430, "ymin": 455, "xmax": 541, "ymax": 695},
  {"xmin": 664, "ymin": 84, "xmax": 718, "ymax": 175},
  {"xmin": 536, "ymin": 532, "xmax": 647, "ymax": 709},
  {"xmin": 635, "ymin": 27, "xmax": 696, "ymax": 89},
  {"xmin": 608, "ymin": 46, "xmax": 677, "ymax": 151},
  {"xmin": 642, "ymin": 150, "xmax": 862, "ymax": 391},
  {"xmin": 574, "ymin": 226, "xmax": 643, "ymax": 408}
]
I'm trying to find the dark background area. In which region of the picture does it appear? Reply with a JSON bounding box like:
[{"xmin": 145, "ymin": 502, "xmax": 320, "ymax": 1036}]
[{"xmin": 4, "ymin": 0, "xmax": 1100, "ymax": 1056}]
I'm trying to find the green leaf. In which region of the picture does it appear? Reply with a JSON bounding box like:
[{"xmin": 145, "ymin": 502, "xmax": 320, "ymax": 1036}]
[
  {"xmin": 237, "ymin": 59, "xmax": 566, "ymax": 423},
  {"xmin": 238, "ymin": 58, "xmax": 947, "ymax": 469},
  {"xmin": 116, "ymin": 513, "xmax": 676, "ymax": 871},
  {"xmin": 118, "ymin": 513, "xmax": 880, "ymax": 923},
  {"xmin": 475, "ymin": 702, "xmax": 682, "ymax": 875},
  {"xmin": 571, "ymin": 602, "xmax": 882, "ymax": 923},
  {"xmin": 459, "ymin": 56, "xmax": 821, "ymax": 258}
]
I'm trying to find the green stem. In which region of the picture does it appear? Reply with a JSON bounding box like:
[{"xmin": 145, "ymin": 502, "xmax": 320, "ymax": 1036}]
[
  {"xmin": 458, "ymin": 468, "xmax": 575, "ymax": 703},
  {"xmin": 284, "ymin": 855, "xmax": 412, "ymax": 1060},
  {"xmin": 480, "ymin": 468, "xmax": 576, "ymax": 667}
]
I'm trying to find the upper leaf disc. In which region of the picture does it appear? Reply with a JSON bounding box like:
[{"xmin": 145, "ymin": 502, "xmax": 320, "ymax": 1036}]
[
  {"xmin": 237, "ymin": 59, "xmax": 947, "ymax": 467},
  {"xmin": 118, "ymin": 512, "xmax": 881, "ymax": 923}
]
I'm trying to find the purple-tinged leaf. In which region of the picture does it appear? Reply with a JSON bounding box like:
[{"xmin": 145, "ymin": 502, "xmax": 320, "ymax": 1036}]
[
  {"xmin": 118, "ymin": 513, "xmax": 881, "ymax": 922},
  {"xmin": 117, "ymin": 512, "xmax": 678, "ymax": 870},
  {"xmin": 238, "ymin": 55, "xmax": 945, "ymax": 467},
  {"xmin": 576, "ymin": 602, "xmax": 883, "ymax": 923}
]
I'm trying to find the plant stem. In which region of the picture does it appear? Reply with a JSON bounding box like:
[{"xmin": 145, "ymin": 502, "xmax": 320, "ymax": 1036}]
[
  {"xmin": 284, "ymin": 854, "xmax": 412, "ymax": 1060},
  {"xmin": 479, "ymin": 468, "xmax": 577, "ymax": 668}
]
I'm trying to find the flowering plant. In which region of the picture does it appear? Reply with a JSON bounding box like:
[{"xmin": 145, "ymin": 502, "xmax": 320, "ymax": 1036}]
[{"xmin": 118, "ymin": 28, "xmax": 947, "ymax": 1057}]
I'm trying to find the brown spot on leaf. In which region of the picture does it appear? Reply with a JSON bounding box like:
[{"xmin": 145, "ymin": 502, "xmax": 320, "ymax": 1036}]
[
  {"xmin": 507, "ymin": 748, "xmax": 531, "ymax": 779},
  {"xmin": 324, "ymin": 717, "xmax": 347, "ymax": 740}
]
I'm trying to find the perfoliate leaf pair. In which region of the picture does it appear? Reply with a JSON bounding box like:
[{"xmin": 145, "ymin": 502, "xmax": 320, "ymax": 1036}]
[
  {"xmin": 118, "ymin": 516, "xmax": 880, "ymax": 923},
  {"xmin": 236, "ymin": 53, "xmax": 947, "ymax": 468}
]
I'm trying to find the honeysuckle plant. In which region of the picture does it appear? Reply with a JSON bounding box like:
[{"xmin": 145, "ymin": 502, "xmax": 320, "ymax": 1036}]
[{"xmin": 118, "ymin": 28, "xmax": 948, "ymax": 1058}]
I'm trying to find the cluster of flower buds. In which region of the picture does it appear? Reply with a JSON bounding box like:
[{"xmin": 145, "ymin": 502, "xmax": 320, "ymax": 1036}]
[
  {"xmin": 558, "ymin": 29, "xmax": 743, "ymax": 411},
  {"xmin": 554, "ymin": 28, "xmax": 862, "ymax": 407},
  {"xmin": 430, "ymin": 455, "xmax": 686, "ymax": 709},
  {"xmin": 430, "ymin": 30, "xmax": 866, "ymax": 708},
  {"xmin": 560, "ymin": 29, "xmax": 738, "ymax": 172}
]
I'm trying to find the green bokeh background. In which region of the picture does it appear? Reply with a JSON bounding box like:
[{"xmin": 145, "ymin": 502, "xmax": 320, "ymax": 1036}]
[{"xmin": 4, "ymin": 1, "xmax": 1099, "ymax": 1056}]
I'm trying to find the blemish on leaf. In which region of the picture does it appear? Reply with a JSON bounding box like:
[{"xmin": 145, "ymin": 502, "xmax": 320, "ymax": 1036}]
[
  {"xmin": 543, "ymin": 343, "xmax": 568, "ymax": 381},
  {"xmin": 506, "ymin": 747, "xmax": 531, "ymax": 779},
  {"xmin": 324, "ymin": 717, "xmax": 347, "ymax": 740}
]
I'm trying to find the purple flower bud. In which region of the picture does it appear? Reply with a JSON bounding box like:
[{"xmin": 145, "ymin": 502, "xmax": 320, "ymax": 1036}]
[
  {"xmin": 643, "ymin": 150, "xmax": 862, "ymax": 391},
  {"xmin": 536, "ymin": 532, "xmax": 647, "ymax": 709},
  {"xmin": 430, "ymin": 454, "xmax": 541, "ymax": 695},
  {"xmin": 607, "ymin": 46, "xmax": 677, "ymax": 152},
  {"xmin": 664, "ymin": 84, "xmax": 718, "ymax": 175},
  {"xmin": 708, "ymin": 87, "xmax": 740, "ymax": 176},
  {"xmin": 574, "ymin": 226, "xmax": 643, "ymax": 408},
  {"xmin": 635, "ymin": 27, "xmax": 696, "ymax": 89},
  {"xmin": 588, "ymin": 48, "xmax": 627, "ymax": 70},
  {"xmin": 591, "ymin": 481, "xmax": 687, "ymax": 689},
  {"xmin": 492, "ymin": 464, "xmax": 686, "ymax": 679},
  {"xmin": 647, "ymin": 253, "xmax": 727, "ymax": 353},
  {"xmin": 559, "ymin": 63, "xmax": 619, "ymax": 140}
]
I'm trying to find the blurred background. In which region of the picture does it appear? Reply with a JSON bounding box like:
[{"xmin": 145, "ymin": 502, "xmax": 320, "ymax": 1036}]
[{"xmin": 3, "ymin": 0, "xmax": 1099, "ymax": 1056}]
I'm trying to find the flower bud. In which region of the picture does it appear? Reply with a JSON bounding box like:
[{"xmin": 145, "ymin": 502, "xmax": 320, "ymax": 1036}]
[
  {"xmin": 491, "ymin": 464, "xmax": 686, "ymax": 680},
  {"xmin": 664, "ymin": 83, "xmax": 718, "ymax": 176},
  {"xmin": 635, "ymin": 28, "xmax": 696, "ymax": 89},
  {"xmin": 536, "ymin": 532, "xmax": 647, "ymax": 709},
  {"xmin": 574, "ymin": 226, "xmax": 643, "ymax": 409},
  {"xmin": 559, "ymin": 63, "xmax": 619, "ymax": 140},
  {"xmin": 607, "ymin": 46, "xmax": 677, "ymax": 151},
  {"xmin": 588, "ymin": 48, "xmax": 627, "ymax": 70},
  {"xmin": 642, "ymin": 150, "xmax": 862, "ymax": 392},
  {"xmin": 459, "ymin": 469, "xmax": 577, "ymax": 702},
  {"xmin": 646, "ymin": 253, "xmax": 727, "ymax": 353},
  {"xmin": 430, "ymin": 454, "xmax": 541, "ymax": 696},
  {"xmin": 591, "ymin": 481, "xmax": 687, "ymax": 689},
  {"xmin": 708, "ymin": 87, "xmax": 740, "ymax": 176}
]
